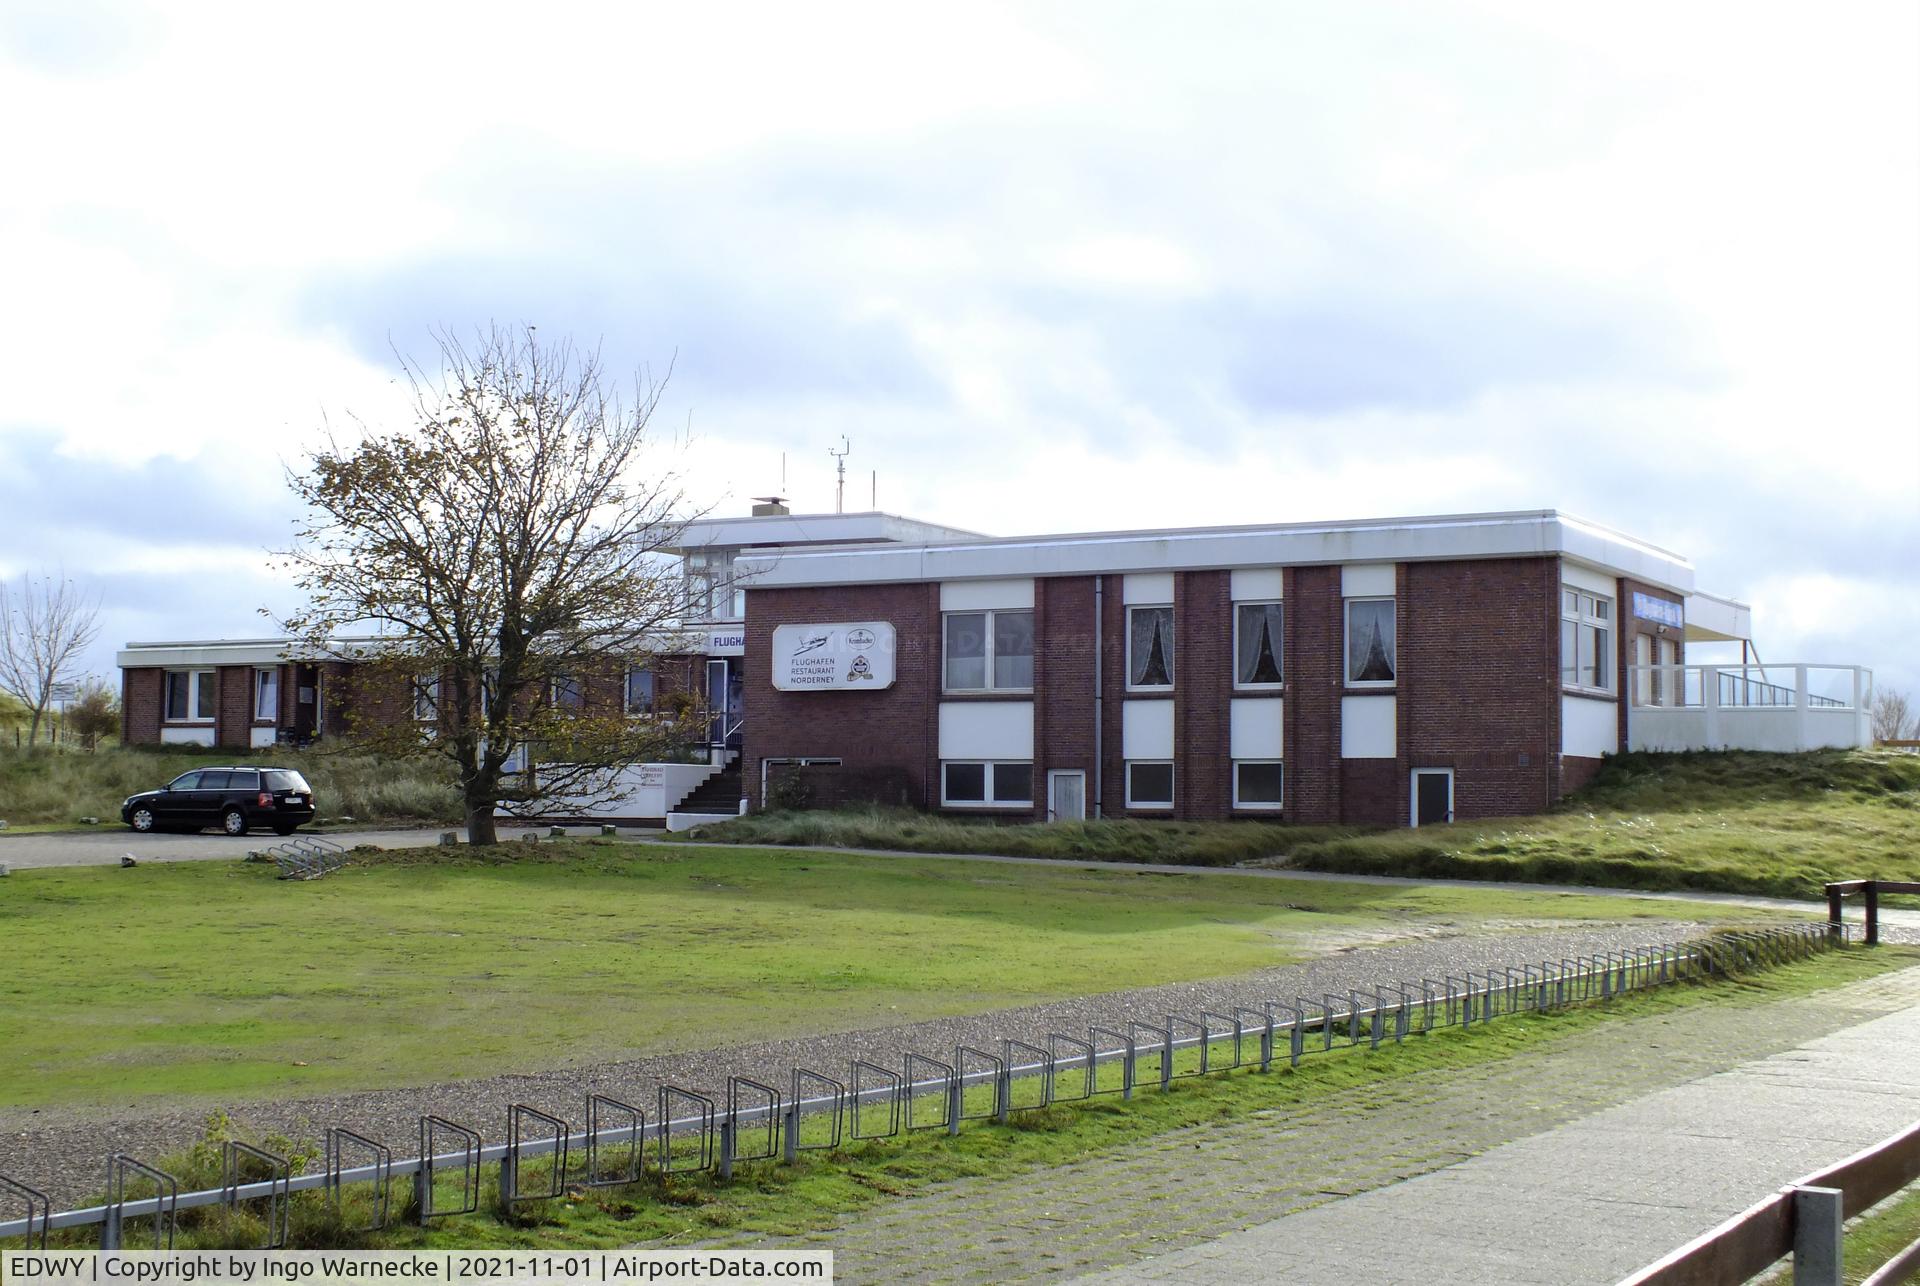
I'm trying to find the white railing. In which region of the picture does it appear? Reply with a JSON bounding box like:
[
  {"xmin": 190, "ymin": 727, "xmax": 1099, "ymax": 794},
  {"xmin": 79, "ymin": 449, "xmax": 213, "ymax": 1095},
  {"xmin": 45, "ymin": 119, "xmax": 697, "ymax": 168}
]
[{"xmin": 1627, "ymin": 664, "xmax": 1873, "ymax": 753}]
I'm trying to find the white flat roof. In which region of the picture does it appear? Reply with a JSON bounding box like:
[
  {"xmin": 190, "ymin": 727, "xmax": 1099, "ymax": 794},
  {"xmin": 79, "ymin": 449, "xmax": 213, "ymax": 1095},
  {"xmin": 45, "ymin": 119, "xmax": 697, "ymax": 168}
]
[
  {"xmin": 735, "ymin": 509, "xmax": 1697, "ymax": 593},
  {"xmin": 671, "ymin": 510, "xmax": 986, "ymax": 552}
]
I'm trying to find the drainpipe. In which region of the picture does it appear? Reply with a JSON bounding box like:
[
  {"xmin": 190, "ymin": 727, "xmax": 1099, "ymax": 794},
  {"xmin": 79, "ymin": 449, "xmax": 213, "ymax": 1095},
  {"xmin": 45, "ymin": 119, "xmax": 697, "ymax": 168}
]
[{"xmin": 1092, "ymin": 575, "xmax": 1104, "ymax": 818}]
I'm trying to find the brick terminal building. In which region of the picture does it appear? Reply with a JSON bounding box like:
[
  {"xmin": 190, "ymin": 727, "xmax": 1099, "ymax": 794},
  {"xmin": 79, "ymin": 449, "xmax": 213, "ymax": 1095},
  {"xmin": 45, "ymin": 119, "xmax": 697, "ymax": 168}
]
[{"xmin": 118, "ymin": 505, "xmax": 1873, "ymax": 829}]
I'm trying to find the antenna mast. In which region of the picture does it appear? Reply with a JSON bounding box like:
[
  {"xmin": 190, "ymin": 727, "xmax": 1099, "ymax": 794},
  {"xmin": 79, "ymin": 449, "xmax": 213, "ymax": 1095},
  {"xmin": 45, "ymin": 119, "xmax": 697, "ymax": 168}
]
[{"xmin": 829, "ymin": 436, "xmax": 851, "ymax": 514}]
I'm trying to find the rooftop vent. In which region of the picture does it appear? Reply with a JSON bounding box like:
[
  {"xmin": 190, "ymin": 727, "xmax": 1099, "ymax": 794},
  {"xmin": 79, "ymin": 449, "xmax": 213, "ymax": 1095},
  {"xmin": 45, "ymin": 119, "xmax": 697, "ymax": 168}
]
[{"xmin": 751, "ymin": 495, "xmax": 790, "ymax": 517}]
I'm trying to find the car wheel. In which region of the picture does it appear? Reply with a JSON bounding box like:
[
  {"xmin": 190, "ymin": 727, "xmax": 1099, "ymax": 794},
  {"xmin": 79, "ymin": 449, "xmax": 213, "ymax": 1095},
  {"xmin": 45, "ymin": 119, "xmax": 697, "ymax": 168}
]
[
  {"xmin": 273, "ymin": 823, "xmax": 298, "ymax": 837},
  {"xmin": 129, "ymin": 807, "xmax": 156, "ymax": 833},
  {"xmin": 221, "ymin": 808, "xmax": 248, "ymax": 837}
]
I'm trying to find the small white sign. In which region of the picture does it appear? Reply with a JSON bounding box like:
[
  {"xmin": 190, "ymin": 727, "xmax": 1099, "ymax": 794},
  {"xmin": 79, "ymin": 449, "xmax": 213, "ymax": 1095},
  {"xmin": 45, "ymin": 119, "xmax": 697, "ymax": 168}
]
[
  {"xmin": 707, "ymin": 629, "xmax": 747, "ymax": 656},
  {"xmin": 772, "ymin": 621, "xmax": 896, "ymax": 691}
]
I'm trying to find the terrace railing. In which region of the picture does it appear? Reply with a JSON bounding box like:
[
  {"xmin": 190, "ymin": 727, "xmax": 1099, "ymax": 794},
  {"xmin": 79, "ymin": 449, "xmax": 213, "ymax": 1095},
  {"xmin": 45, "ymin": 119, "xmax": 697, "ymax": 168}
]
[{"xmin": 1628, "ymin": 664, "xmax": 1874, "ymax": 753}]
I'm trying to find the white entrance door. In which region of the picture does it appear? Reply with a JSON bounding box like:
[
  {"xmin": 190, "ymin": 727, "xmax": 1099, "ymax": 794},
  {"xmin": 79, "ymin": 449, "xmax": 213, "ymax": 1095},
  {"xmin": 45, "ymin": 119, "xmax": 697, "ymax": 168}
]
[{"xmin": 1048, "ymin": 770, "xmax": 1087, "ymax": 823}]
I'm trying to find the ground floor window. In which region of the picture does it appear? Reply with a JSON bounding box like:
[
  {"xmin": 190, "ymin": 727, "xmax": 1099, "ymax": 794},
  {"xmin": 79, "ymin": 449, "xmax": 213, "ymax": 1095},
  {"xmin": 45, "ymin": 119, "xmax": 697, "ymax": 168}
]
[
  {"xmin": 942, "ymin": 761, "xmax": 1034, "ymax": 807},
  {"xmin": 1233, "ymin": 760, "xmax": 1284, "ymax": 809},
  {"xmin": 164, "ymin": 669, "xmax": 215, "ymax": 722},
  {"xmin": 254, "ymin": 668, "xmax": 278, "ymax": 721},
  {"xmin": 1126, "ymin": 760, "xmax": 1174, "ymax": 808},
  {"xmin": 625, "ymin": 667, "xmax": 655, "ymax": 714}
]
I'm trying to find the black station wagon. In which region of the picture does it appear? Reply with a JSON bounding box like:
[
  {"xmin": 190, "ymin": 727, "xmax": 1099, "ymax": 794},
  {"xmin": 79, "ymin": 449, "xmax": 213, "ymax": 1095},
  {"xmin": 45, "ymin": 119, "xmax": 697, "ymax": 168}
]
[{"xmin": 121, "ymin": 767, "xmax": 317, "ymax": 836}]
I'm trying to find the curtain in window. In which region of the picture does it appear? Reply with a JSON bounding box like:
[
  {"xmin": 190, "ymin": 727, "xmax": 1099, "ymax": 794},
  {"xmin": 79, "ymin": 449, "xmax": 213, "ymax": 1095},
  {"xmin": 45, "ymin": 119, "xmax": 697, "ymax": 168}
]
[
  {"xmin": 1236, "ymin": 603, "xmax": 1284, "ymax": 684},
  {"xmin": 1130, "ymin": 607, "xmax": 1174, "ymax": 686},
  {"xmin": 1347, "ymin": 601, "xmax": 1395, "ymax": 683}
]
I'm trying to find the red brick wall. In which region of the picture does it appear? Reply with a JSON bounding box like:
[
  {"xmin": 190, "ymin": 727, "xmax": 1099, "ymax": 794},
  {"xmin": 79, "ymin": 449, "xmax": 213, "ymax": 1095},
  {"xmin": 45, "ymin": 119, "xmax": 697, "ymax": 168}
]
[
  {"xmin": 1561, "ymin": 754, "xmax": 1606, "ymax": 795},
  {"xmin": 745, "ymin": 583, "xmax": 940, "ymax": 809},
  {"xmin": 1035, "ymin": 576, "xmax": 1097, "ymax": 819},
  {"xmin": 216, "ymin": 666, "xmax": 253, "ymax": 749},
  {"xmin": 123, "ymin": 668, "xmax": 162, "ymax": 744},
  {"xmin": 1284, "ymin": 565, "xmax": 1342, "ymax": 823},
  {"xmin": 1398, "ymin": 556, "xmax": 1559, "ymax": 821},
  {"xmin": 1175, "ymin": 571, "xmax": 1231, "ymax": 819},
  {"xmin": 1099, "ymin": 580, "xmax": 1128, "ymax": 817}
]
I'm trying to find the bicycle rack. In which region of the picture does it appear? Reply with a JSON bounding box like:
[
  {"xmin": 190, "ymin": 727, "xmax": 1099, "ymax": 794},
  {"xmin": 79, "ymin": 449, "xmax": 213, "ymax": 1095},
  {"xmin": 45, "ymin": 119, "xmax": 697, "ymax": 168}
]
[
  {"xmin": 1165, "ymin": 1014, "xmax": 1205, "ymax": 1078},
  {"xmin": 850, "ymin": 1060, "xmax": 901, "ymax": 1140},
  {"xmin": 903, "ymin": 1053, "xmax": 955, "ymax": 1133},
  {"xmin": 221, "ymin": 1142, "xmax": 290, "ymax": 1248},
  {"xmin": 1047, "ymin": 1033, "xmax": 1095, "ymax": 1102},
  {"xmin": 416, "ymin": 1117, "xmax": 479, "ymax": 1224},
  {"xmin": 324, "ymin": 1128, "xmax": 391, "ymax": 1231},
  {"xmin": 1001, "ymin": 1038, "xmax": 1051, "ymax": 1115},
  {"xmin": 1129, "ymin": 1020, "xmax": 1173, "ymax": 1090},
  {"xmin": 1089, "ymin": 1025, "xmax": 1134, "ymax": 1099},
  {"xmin": 0, "ymin": 1175, "xmax": 50, "ymax": 1248},
  {"xmin": 504, "ymin": 1105, "xmax": 569, "ymax": 1204},
  {"xmin": 103, "ymin": 1155, "xmax": 177, "ymax": 1249},
  {"xmin": 787, "ymin": 1068, "xmax": 845, "ymax": 1161},
  {"xmin": 657, "ymin": 1086, "xmax": 716, "ymax": 1175},
  {"xmin": 584, "ymin": 1095, "xmax": 644, "ymax": 1187},
  {"xmin": 269, "ymin": 837, "xmax": 352, "ymax": 881},
  {"xmin": 955, "ymin": 1046, "xmax": 1003, "ymax": 1122},
  {"xmin": 1200, "ymin": 1010, "xmax": 1242, "ymax": 1072},
  {"xmin": 726, "ymin": 1077, "xmax": 781, "ymax": 1170},
  {"xmin": 1232, "ymin": 1007, "xmax": 1272, "ymax": 1070}
]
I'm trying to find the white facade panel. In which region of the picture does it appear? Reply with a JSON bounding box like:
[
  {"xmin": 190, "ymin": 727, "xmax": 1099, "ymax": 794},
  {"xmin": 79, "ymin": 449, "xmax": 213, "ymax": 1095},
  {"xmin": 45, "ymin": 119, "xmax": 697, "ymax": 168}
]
[
  {"xmin": 1340, "ymin": 695, "xmax": 1396, "ymax": 759},
  {"xmin": 1123, "ymin": 572, "xmax": 1175, "ymax": 605},
  {"xmin": 1342, "ymin": 563, "xmax": 1397, "ymax": 598},
  {"xmin": 939, "ymin": 701, "xmax": 1035, "ymax": 760},
  {"xmin": 941, "ymin": 578, "xmax": 1035, "ymax": 611},
  {"xmin": 1230, "ymin": 698, "xmax": 1284, "ymax": 759},
  {"xmin": 1561, "ymin": 694, "xmax": 1619, "ymax": 758},
  {"xmin": 1122, "ymin": 699, "xmax": 1176, "ymax": 759},
  {"xmin": 1561, "ymin": 560, "xmax": 1617, "ymax": 597},
  {"xmin": 1229, "ymin": 568, "xmax": 1285, "ymax": 600},
  {"xmin": 159, "ymin": 725, "xmax": 216, "ymax": 746},
  {"xmin": 250, "ymin": 726, "xmax": 277, "ymax": 750}
]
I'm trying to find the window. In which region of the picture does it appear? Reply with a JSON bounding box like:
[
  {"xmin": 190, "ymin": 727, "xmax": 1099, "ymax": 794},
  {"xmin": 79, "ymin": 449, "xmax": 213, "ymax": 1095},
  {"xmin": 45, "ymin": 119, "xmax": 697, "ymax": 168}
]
[
  {"xmin": 625, "ymin": 667, "xmax": 656, "ymax": 714},
  {"xmin": 941, "ymin": 761, "xmax": 1034, "ymax": 807},
  {"xmin": 254, "ymin": 668, "xmax": 279, "ymax": 721},
  {"xmin": 1127, "ymin": 606, "xmax": 1175, "ymax": 689},
  {"xmin": 164, "ymin": 670, "xmax": 215, "ymax": 721},
  {"xmin": 1126, "ymin": 760, "xmax": 1174, "ymax": 808},
  {"xmin": 1560, "ymin": 588, "xmax": 1613, "ymax": 691},
  {"xmin": 944, "ymin": 609, "xmax": 1034, "ymax": 691},
  {"xmin": 684, "ymin": 550, "xmax": 739, "ymax": 621},
  {"xmin": 1234, "ymin": 761, "xmax": 1285, "ymax": 810},
  {"xmin": 167, "ymin": 771, "xmax": 205, "ymax": 791},
  {"xmin": 1344, "ymin": 599, "xmax": 1396, "ymax": 685},
  {"xmin": 413, "ymin": 676, "xmax": 440, "ymax": 722},
  {"xmin": 551, "ymin": 674, "xmax": 585, "ymax": 710},
  {"xmin": 1234, "ymin": 602, "xmax": 1285, "ymax": 687},
  {"xmin": 199, "ymin": 771, "xmax": 233, "ymax": 790}
]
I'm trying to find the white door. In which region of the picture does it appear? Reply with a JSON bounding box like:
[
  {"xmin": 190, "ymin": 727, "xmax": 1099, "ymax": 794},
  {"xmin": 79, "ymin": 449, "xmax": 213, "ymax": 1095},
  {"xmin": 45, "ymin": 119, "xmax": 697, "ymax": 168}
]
[
  {"xmin": 1410, "ymin": 769, "xmax": 1453, "ymax": 827},
  {"xmin": 1657, "ymin": 638, "xmax": 1678, "ymax": 707},
  {"xmin": 1048, "ymin": 770, "xmax": 1087, "ymax": 823},
  {"xmin": 1634, "ymin": 634, "xmax": 1653, "ymax": 706}
]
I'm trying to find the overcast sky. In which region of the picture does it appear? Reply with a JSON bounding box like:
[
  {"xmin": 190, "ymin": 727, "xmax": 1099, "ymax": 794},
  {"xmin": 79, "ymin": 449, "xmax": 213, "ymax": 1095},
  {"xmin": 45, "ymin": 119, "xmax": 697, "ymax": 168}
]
[{"xmin": 2, "ymin": 1, "xmax": 1915, "ymax": 695}]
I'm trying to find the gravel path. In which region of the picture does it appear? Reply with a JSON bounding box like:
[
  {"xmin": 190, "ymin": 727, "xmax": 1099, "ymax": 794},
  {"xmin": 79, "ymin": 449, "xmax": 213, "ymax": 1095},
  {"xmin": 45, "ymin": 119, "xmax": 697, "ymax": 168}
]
[{"xmin": 0, "ymin": 921, "xmax": 1717, "ymax": 1208}]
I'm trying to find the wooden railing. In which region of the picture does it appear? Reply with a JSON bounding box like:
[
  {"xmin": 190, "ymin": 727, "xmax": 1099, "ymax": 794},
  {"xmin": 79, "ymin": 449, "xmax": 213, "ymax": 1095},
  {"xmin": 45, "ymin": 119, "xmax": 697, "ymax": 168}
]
[
  {"xmin": 1827, "ymin": 879, "xmax": 1920, "ymax": 948},
  {"xmin": 1620, "ymin": 1120, "xmax": 1920, "ymax": 1285}
]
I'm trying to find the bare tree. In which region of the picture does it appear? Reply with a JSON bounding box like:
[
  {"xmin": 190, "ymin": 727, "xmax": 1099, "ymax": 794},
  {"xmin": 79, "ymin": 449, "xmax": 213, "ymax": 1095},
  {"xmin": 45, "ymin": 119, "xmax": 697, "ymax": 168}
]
[
  {"xmin": 1871, "ymin": 686, "xmax": 1915, "ymax": 743},
  {"xmin": 279, "ymin": 325, "xmax": 700, "ymax": 844},
  {"xmin": 0, "ymin": 570, "xmax": 102, "ymax": 747}
]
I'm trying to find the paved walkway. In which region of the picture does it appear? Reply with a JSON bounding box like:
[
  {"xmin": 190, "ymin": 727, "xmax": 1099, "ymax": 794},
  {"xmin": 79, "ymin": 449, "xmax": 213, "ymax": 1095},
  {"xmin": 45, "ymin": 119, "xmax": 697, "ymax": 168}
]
[{"xmin": 725, "ymin": 965, "xmax": 1920, "ymax": 1284}]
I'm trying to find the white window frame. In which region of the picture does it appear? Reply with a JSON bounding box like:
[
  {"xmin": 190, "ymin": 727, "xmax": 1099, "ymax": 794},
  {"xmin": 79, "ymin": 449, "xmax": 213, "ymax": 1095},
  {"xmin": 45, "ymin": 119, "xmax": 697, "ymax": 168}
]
[
  {"xmin": 1233, "ymin": 600, "xmax": 1285, "ymax": 690},
  {"xmin": 1232, "ymin": 760, "xmax": 1285, "ymax": 810},
  {"xmin": 942, "ymin": 608, "xmax": 1035, "ymax": 694},
  {"xmin": 413, "ymin": 675, "xmax": 440, "ymax": 722},
  {"xmin": 623, "ymin": 667, "xmax": 656, "ymax": 716},
  {"xmin": 253, "ymin": 668, "xmax": 279, "ymax": 722},
  {"xmin": 1343, "ymin": 597, "xmax": 1397, "ymax": 687},
  {"xmin": 1125, "ymin": 759, "xmax": 1175, "ymax": 809},
  {"xmin": 1560, "ymin": 587, "xmax": 1614, "ymax": 694},
  {"xmin": 1126, "ymin": 604, "xmax": 1176, "ymax": 692},
  {"xmin": 1410, "ymin": 767, "xmax": 1455, "ymax": 827},
  {"xmin": 165, "ymin": 669, "xmax": 216, "ymax": 723},
  {"xmin": 940, "ymin": 760, "xmax": 1035, "ymax": 808}
]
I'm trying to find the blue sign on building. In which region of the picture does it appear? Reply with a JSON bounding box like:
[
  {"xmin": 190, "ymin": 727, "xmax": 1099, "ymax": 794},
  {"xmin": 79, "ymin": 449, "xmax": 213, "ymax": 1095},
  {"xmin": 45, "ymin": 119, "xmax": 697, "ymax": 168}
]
[{"xmin": 1631, "ymin": 592, "xmax": 1684, "ymax": 628}]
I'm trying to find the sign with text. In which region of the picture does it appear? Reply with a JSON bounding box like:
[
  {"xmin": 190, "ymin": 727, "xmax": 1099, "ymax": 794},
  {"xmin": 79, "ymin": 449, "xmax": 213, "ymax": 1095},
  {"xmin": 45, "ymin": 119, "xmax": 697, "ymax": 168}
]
[
  {"xmin": 772, "ymin": 622, "xmax": 896, "ymax": 691},
  {"xmin": 1631, "ymin": 592, "xmax": 1685, "ymax": 628},
  {"xmin": 706, "ymin": 629, "xmax": 746, "ymax": 657}
]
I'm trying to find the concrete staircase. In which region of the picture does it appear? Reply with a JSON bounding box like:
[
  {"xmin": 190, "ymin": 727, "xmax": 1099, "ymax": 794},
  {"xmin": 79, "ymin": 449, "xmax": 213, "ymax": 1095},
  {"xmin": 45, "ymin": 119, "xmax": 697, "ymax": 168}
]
[{"xmin": 666, "ymin": 766, "xmax": 744, "ymax": 832}]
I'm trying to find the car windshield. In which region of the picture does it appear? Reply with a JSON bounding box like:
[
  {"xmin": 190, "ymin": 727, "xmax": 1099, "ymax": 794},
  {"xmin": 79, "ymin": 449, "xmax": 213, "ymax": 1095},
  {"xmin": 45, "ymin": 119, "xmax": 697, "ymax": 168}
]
[{"xmin": 262, "ymin": 770, "xmax": 311, "ymax": 793}]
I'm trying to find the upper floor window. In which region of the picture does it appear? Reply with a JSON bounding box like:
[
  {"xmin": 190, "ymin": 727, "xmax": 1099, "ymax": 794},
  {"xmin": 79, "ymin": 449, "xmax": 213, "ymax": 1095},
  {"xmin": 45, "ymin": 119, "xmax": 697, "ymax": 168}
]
[
  {"xmin": 1345, "ymin": 598, "xmax": 1396, "ymax": 685},
  {"xmin": 684, "ymin": 550, "xmax": 740, "ymax": 621},
  {"xmin": 1561, "ymin": 588, "xmax": 1613, "ymax": 691},
  {"xmin": 1234, "ymin": 602, "xmax": 1284, "ymax": 687},
  {"xmin": 944, "ymin": 609, "xmax": 1034, "ymax": 691},
  {"xmin": 164, "ymin": 669, "xmax": 215, "ymax": 722},
  {"xmin": 625, "ymin": 667, "xmax": 656, "ymax": 714},
  {"xmin": 551, "ymin": 674, "xmax": 585, "ymax": 710},
  {"xmin": 1128, "ymin": 605, "xmax": 1175, "ymax": 689}
]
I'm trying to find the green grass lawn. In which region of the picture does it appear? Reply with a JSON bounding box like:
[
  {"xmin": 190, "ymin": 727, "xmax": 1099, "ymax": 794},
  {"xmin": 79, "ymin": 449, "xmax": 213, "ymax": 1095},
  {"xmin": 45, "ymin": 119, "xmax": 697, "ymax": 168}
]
[
  {"xmin": 0, "ymin": 840, "xmax": 1772, "ymax": 1110},
  {"xmin": 694, "ymin": 750, "xmax": 1920, "ymax": 899},
  {"xmin": 0, "ymin": 744, "xmax": 459, "ymax": 828}
]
